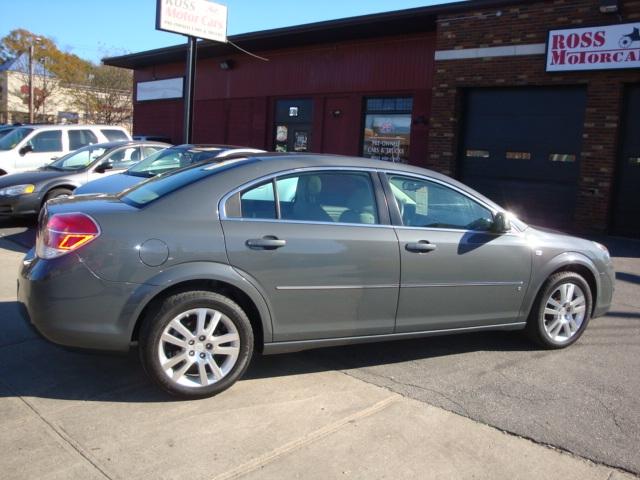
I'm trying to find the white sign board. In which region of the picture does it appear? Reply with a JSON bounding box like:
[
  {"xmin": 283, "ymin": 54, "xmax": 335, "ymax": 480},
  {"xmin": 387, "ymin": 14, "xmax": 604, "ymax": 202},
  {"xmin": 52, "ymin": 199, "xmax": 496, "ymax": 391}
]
[
  {"xmin": 156, "ymin": 0, "xmax": 227, "ymax": 43},
  {"xmin": 546, "ymin": 22, "xmax": 640, "ymax": 71},
  {"xmin": 137, "ymin": 77, "xmax": 184, "ymax": 101}
]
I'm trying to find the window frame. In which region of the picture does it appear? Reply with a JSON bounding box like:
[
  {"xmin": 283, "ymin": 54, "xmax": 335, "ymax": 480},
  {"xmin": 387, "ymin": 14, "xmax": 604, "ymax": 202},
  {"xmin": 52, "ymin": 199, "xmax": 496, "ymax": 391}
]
[
  {"xmin": 360, "ymin": 96, "xmax": 414, "ymax": 163},
  {"xmin": 379, "ymin": 171, "xmax": 519, "ymax": 234},
  {"xmin": 223, "ymin": 168, "xmax": 390, "ymax": 227}
]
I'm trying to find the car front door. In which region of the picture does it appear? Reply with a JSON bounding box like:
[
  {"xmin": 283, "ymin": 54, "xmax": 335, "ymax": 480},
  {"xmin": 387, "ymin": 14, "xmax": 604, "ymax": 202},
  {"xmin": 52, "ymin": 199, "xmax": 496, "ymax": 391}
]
[
  {"xmin": 20, "ymin": 129, "xmax": 64, "ymax": 170},
  {"xmin": 384, "ymin": 173, "xmax": 532, "ymax": 333},
  {"xmin": 88, "ymin": 146, "xmax": 141, "ymax": 183},
  {"xmin": 221, "ymin": 169, "xmax": 400, "ymax": 342}
]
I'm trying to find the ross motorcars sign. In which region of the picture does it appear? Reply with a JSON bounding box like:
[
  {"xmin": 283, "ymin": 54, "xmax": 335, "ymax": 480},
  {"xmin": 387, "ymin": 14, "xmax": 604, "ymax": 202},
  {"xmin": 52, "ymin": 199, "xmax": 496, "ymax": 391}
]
[
  {"xmin": 156, "ymin": 0, "xmax": 227, "ymax": 42},
  {"xmin": 546, "ymin": 22, "xmax": 640, "ymax": 71}
]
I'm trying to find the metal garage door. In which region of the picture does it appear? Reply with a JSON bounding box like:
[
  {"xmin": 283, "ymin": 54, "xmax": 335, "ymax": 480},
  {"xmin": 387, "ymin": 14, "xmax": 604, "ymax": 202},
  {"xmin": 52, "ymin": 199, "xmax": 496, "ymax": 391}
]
[
  {"xmin": 459, "ymin": 87, "xmax": 587, "ymax": 228},
  {"xmin": 612, "ymin": 85, "xmax": 640, "ymax": 238}
]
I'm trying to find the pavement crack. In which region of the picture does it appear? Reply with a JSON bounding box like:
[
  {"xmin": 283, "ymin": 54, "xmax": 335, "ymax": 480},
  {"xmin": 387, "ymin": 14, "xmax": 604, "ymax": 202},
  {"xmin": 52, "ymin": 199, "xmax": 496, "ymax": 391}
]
[
  {"xmin": 337, "ymin": 367, "xmax": 470, "ymax": 417},
  {"xmin": 210, "ymin": 395, "xmax": 400, "ymax": 480}
]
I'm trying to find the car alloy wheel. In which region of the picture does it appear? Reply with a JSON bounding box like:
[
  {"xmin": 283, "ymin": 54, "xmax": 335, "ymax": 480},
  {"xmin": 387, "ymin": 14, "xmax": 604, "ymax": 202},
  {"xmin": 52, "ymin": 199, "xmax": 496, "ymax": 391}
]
[
  {"xmin": 159, "ymin": 308, "xmax": 240, "ymax": 388},
  {"xmin": 542, "ymin": 283, "xmax": 586, "ymax": 343},
  {"xmin": 526, "ymin": 271, "xmax": 592, "ymax": 349},
  {"xmin": 139, "ymin": 291, "xmax": 254, "ymax": 398}
]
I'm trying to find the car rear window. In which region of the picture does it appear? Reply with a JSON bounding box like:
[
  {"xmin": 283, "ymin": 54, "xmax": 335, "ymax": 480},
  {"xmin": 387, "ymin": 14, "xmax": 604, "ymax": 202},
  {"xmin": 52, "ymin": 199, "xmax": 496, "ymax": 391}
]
[
  {"xmin": 120, "ymin": 157, "xmax": 256, "ymax": 207},
  {"xmin": 101, "ymin": 129, "xmax": 129, "ymax": 141}
]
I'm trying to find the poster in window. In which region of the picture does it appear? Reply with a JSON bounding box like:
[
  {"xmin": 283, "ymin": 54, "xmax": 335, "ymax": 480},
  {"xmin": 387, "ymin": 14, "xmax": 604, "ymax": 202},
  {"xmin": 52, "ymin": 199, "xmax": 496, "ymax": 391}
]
[
  {"xmin": 275, "ymin": 125, "xmax": 288, "ymax": 152},
  {"xmin": 293, "ymin": 131, "xmax": 309, "ymax": 152},
  {"xmin": 362, "ymin": 114, "xmax": 411, "ymax": 163}
]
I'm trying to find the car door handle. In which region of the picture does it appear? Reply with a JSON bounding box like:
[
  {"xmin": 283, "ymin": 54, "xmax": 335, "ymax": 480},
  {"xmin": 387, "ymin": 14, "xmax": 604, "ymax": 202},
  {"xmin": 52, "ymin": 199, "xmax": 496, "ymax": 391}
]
[
  {"xmin": 246, "ymin": 236, "xmax": 287, "ymax": 250},
  {"xmin": 405, "ymin": 241, "xmax": 437, "ymax": 253}
]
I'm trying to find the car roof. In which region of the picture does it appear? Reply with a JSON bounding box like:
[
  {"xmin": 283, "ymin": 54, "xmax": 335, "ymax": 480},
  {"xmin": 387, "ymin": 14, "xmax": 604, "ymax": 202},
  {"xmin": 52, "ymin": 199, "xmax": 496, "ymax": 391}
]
[
  {"xmin": 73, "ymin": 140, "xmax": 171, "ymax": 150},
  {"xmin": 12, "ymin": 124, "xmax": 130, "ymax": 131},
  {"xmin": 159, "ymin": 153, "xmax": 503, "ymax": 212},
  {"xmin": 172, "ymin": 144, "xmax": 264, "ymax": 151}
]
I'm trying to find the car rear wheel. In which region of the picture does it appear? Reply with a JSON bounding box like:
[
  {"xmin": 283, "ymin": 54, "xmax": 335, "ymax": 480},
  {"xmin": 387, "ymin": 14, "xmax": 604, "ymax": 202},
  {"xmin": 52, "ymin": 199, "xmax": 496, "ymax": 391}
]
[
  {"xmin": 139, "ymin": 291, "xmax": 254, "ymax": 398},
  {"xmin": 526, "ymin": 271, "xmax": 592, "ymax": 349}
]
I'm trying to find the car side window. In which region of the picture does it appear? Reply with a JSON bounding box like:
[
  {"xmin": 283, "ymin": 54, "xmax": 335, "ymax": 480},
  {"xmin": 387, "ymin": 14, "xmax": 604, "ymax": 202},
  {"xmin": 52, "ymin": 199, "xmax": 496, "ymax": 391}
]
[
  {"xmin": 69, "ymin": 130, "xmax": 98, "ymax": 150},
  {"xmin": 143, "ymin": 146, "xmax": 164, "ymax": 157},
  {"xmin": 101, "ymin": 129, "xmax": 129, "ymax": 141},
  {"xmin": 277, "ymin": 172, "xmax": 379, "ymax": 224},
  {"xmin": 240, "ymin": 181, "xmax": 276, "ymax": 219},
  {"xmin": 388, "ymin": 174, "xmax": 493, "ymax": 231},
  {"xmin": 108, "ymin": 147, "xmax": 141, "ymax": 169},
  {"xmin": 28, "ymin": 130, "xmax": 62, "ymax": 152}
]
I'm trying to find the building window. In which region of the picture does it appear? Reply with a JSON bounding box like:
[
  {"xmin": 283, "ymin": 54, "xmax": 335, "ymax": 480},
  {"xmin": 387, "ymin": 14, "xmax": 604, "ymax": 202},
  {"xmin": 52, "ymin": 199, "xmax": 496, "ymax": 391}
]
[{"xmin": 362, "ymin": 97, "xmax": 413, "ymax": 163}]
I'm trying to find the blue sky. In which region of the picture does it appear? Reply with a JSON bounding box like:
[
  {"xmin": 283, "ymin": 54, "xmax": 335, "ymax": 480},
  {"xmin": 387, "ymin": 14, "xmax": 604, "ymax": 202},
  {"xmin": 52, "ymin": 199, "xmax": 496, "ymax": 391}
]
[{"xmin": 1, "ymin": 0, "xmax": 461, "ymax": 63}]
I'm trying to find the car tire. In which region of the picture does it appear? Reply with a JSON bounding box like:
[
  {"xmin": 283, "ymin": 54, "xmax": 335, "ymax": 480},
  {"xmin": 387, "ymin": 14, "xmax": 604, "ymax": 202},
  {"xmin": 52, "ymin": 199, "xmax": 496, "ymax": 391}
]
[
  {"xmin": 44, "ymin": 188, "xmax": 73, "ymax": 203},
  {"xmin": 139, "ymin": 290, "xmax": 254, "ymax": 399},
  {"xmin": 526, "ymin": 271, "xmax": 592, "ymax": 349}
]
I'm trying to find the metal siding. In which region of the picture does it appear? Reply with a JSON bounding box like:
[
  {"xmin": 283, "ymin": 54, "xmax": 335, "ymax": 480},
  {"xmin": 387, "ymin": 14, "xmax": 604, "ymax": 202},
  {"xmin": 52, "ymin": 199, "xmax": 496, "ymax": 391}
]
[{"xmin": 133, "ymin": 33, "xmax": 434, "ymax": 154}]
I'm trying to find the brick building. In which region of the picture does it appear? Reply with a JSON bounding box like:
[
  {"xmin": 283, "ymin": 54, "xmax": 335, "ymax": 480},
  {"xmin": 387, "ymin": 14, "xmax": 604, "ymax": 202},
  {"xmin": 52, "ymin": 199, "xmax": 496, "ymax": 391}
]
[{"xmin": 105, "ymin": 0, "xmax": 640, "ymax": 237}]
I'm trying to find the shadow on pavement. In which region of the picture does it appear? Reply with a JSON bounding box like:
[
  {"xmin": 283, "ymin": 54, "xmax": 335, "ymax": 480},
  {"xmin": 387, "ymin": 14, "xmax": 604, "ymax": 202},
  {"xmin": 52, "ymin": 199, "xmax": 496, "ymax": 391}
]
[
  {"xmin": 0, "ymin": 296, "xmax": 537, "ymax": 404},
  {"xmin": 616, "ymin": 271, "xmax": 640, "ymax": 285}
]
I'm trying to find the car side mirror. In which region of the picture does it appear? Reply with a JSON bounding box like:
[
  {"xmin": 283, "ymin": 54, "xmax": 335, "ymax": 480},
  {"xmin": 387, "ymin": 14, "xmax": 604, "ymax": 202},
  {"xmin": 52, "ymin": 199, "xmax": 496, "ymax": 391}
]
[
  {"xmin": 19, "ymin": 145, "xmax": 33, "ymax": 156},
  {"xmin": 95, "ymin": 162, "xmax": 113, "ymax": 174},
  {"xmin": 492, "ymin": 212, "xmax": 511, "ymax": 233}
]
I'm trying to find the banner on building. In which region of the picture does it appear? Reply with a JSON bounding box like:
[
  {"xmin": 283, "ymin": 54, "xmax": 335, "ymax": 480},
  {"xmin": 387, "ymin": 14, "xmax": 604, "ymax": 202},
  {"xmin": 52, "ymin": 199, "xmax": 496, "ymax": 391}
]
[{"xmin": 546, "ymin": 22, "xmax": 640, "ymax": 71}]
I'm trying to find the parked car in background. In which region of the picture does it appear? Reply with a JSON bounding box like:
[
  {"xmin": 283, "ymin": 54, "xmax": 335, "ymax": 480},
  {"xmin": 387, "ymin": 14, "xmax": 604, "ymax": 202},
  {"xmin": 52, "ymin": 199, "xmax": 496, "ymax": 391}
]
[
  {"xmin": 0, "ymin": 124, "xmax": 132, "ymax": 175},
  {"xmin": 0, "ymin": 140, "xmax": 168, "ymax": 216},
  {"xmin": 74, "ymin": 144, "xmax": 265, "ymax": 195},
  {"xmin": 19, "ymin": 154, "xmax": 614, "ymax": 399},
  {"xmin": 133, "ymin": 134, "xmax": 173, "ymax": 143}
]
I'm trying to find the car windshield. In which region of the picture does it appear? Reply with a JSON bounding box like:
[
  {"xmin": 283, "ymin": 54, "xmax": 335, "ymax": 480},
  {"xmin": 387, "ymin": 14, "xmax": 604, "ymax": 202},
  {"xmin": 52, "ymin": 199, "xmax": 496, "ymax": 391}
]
[
  {"xmin": 126, "ymin": 147, "xmax": 221, "ymax": 177},
  {"xmin": 48, "ymin": 146, "xmax": 108, "ymax": 171},
  {"xmin": 0, "ymin": 127, "xmax": 33, "ymax": 151}
]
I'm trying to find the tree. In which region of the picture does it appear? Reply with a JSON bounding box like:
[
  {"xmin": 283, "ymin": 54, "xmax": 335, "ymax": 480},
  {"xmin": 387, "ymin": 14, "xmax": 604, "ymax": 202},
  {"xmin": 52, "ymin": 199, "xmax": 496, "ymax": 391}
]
[
  {"xmin": 72, "ymin": 65, "xmax": 133, "ymax": 126},
  {"xmin": 0, "ymin": 29, "xmax": 91, "ymax": 84}
]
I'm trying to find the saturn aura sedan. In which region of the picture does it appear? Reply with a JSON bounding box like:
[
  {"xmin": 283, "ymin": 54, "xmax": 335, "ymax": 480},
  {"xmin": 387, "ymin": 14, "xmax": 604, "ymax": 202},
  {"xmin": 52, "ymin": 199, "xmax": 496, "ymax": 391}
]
[{"xmin": 18, "ymin": 154, "xmax": 614, "ymax": 398}]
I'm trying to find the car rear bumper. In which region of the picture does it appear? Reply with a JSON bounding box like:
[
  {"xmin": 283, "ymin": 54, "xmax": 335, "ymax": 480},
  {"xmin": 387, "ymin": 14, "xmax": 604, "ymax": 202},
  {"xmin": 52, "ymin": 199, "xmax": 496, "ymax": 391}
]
[
  {"xmin": 0, "ymin": 193, "xmax": 40, "ymax": 216},
  {"xmin": 17, "ymin": 249, "xmax": 141, "ymax": 352}
]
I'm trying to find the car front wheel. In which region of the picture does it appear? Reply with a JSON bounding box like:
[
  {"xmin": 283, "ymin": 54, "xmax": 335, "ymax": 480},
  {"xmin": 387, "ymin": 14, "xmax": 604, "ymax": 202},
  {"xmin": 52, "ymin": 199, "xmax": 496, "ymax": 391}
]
[
  {"xmin": 526, "ymin": 271, "xmax": 592, "ymax": 349},
  {"xmin": 139, "ymin": 291, "xmax": 254, "ymax": 398}
]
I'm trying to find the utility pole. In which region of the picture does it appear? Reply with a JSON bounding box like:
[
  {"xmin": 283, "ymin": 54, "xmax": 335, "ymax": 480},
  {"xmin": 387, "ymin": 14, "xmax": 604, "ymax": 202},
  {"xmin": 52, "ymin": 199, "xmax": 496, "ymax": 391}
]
[{"xmin": 28, "ymin": 44, "xmax": 34, "ymax": 124}]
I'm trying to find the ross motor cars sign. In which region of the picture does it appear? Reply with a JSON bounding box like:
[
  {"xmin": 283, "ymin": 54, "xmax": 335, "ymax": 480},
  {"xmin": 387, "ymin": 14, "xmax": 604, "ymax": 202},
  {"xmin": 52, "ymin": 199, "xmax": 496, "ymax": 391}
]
[
  {"xmin": 546, "ymin": 22, "xmax": 640, "ymax": 71},
  {"xmin": 156, "ymin": 0, "xmax": 227, "ymax": 43}
]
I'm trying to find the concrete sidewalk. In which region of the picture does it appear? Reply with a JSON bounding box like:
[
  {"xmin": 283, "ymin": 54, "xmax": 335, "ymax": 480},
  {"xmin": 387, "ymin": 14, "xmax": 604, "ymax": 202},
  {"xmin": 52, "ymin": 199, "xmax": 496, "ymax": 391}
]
[{"xmin": 0, "ymin": 239, "xmax": 636, "ymax": 480}]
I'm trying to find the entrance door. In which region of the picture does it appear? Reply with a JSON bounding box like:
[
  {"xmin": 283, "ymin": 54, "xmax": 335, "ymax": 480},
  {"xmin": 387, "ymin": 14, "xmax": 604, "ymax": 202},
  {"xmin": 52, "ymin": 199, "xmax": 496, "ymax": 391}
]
[
  {"xmin": 273, "ymin": 99, "xmax": 312, "ymax": 153},
  {"xmin": 612, "ymin": 85, "xmax": 640, "ymax": 238},
  {"xmin": 460, "ymin": 87, "xmax": 586, "ymax": 229}
]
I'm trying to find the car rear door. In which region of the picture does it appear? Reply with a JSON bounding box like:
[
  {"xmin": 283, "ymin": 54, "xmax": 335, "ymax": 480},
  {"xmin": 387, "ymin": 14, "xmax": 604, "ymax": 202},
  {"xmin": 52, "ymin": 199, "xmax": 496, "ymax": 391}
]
[
  {"xmin": 383, "ymin": 172, "xmax": 532, "ymax": 333},
  {"xmin": 221, "ymin": 169, "xmax": 400, "ymax": 342}
]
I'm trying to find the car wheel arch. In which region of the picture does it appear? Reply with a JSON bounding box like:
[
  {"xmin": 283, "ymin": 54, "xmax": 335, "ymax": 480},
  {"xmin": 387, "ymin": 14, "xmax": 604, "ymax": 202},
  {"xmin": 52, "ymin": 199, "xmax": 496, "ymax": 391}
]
[
  {"xmin": 529, "ymin": 252, "xmax": 599, "ymax": 316},
  {"xmin": 42, "ymin": 184, "xmax": 78, "ymax": 205},
  {"xmin": 127, "ymin": 265, "xmax": 274, "ymax": 350}
]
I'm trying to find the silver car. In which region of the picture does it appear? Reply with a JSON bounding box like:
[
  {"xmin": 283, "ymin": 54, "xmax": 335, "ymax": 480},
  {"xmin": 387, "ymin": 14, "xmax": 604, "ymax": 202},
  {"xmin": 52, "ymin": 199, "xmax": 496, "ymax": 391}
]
[{"xmin": 18, "ymin": 154, "xmax": 615, "ymax": 398}]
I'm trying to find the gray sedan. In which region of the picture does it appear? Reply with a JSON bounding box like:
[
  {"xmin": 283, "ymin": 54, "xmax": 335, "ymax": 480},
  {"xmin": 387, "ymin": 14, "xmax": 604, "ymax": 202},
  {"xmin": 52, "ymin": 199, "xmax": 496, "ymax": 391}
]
[
  {"xmin": 0, "ymin": 140, "xmax": 168, "ymax": 216},
  {"xmin": 18, "ymin": 154, "xmax": 614, "ymax": 398}
]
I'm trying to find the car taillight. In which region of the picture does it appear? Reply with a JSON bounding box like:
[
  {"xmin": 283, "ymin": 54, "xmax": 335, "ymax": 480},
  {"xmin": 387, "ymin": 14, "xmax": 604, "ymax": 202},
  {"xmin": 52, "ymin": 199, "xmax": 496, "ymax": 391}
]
[{"xmin": 36, "ymin": 212, "xmax": 100, "ymax": 259}]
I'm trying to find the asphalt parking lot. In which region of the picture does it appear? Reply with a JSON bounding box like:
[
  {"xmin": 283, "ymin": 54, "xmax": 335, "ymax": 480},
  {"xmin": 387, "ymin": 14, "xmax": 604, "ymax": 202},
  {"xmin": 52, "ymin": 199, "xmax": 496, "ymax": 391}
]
[{"xmin": 0, "ymin": 217, "xmax": 638, "ymax": 479}]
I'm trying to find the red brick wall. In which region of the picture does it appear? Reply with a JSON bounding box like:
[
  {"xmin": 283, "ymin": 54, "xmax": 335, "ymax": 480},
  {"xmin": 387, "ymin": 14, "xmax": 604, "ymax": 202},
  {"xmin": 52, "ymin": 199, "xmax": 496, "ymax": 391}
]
[{"xmin": 428, "ymin": 0, "xmax": 640, "ymax": 233}]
